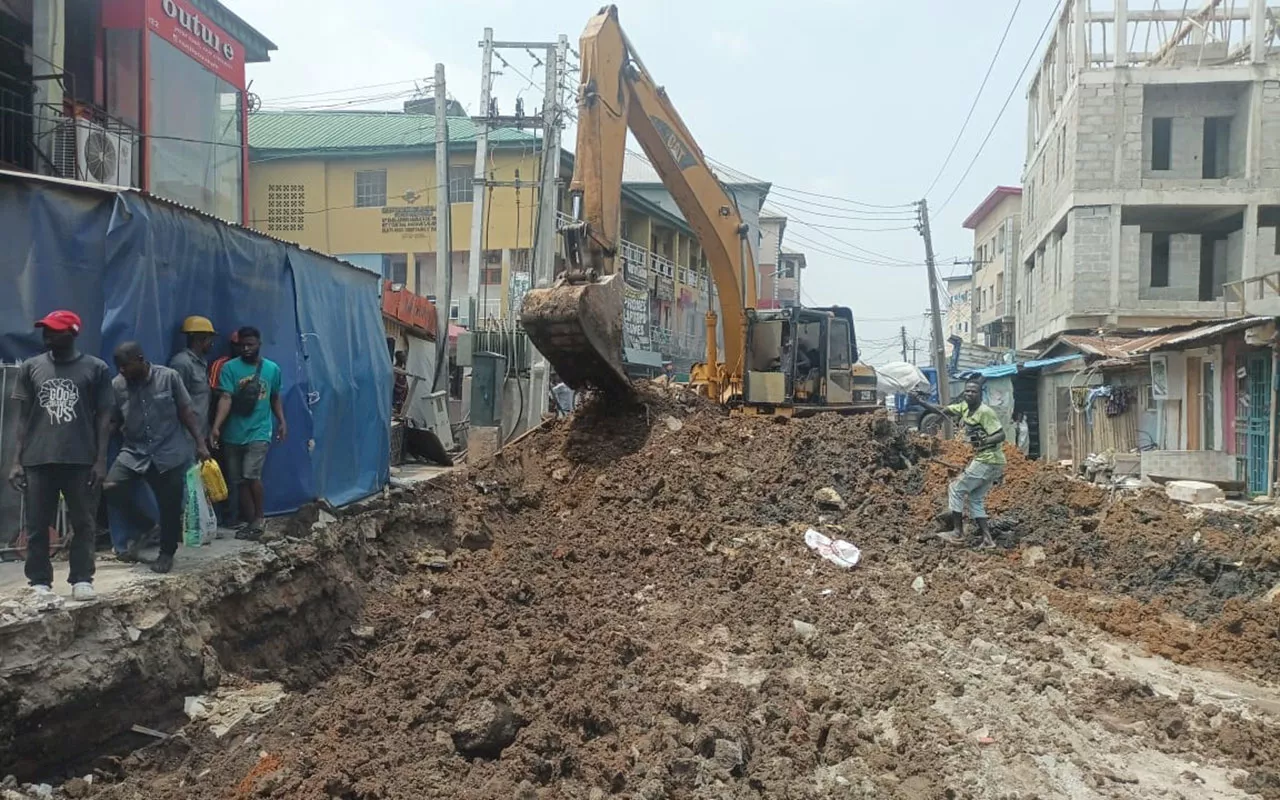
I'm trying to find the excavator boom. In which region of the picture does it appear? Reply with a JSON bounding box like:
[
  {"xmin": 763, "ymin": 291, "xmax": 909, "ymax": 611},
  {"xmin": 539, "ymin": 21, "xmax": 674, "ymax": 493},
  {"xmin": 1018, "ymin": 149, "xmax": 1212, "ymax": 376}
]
[{"xmin": 522, "ymin": 5, "xmax": 756, "ymax": 399}]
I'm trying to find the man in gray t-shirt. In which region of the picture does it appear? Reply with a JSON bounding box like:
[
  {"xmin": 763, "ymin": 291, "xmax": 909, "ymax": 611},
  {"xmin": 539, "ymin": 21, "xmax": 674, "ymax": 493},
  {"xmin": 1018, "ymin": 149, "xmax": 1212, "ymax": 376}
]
[
  {"xmin": 169, "ymin": 316, "xmax": 216, "ymax": 443},
  {"xmin": 7, "ymin": 310, "xmax": 114, "ymax": 600}
]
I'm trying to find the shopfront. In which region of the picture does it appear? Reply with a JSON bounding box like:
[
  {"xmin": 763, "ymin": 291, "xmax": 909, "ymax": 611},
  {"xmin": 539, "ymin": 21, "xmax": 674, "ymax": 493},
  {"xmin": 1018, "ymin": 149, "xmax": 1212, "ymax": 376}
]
[{"xmin": 99, "ymin": 0, "xmax": 273, "ymax": 222}]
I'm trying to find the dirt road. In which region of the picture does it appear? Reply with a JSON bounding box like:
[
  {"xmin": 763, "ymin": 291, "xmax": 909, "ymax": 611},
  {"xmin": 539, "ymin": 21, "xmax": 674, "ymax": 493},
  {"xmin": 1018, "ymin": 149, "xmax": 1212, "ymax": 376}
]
[{"xmin": 75, "ymin": 387, "xmax": 1280, "ymax": 799}]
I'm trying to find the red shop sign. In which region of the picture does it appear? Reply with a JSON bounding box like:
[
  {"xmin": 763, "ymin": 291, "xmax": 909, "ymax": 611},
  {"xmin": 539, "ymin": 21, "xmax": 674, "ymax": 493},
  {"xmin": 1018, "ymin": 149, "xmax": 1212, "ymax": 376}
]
[{"xmin": 146, "ymin": 0, "xmax": 245, "ymax": 86}]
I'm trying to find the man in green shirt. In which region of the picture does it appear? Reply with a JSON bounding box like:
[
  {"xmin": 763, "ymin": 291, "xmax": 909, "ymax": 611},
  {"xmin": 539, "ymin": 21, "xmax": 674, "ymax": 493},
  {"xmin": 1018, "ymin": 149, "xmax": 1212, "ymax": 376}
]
[
  {"xmin": 210, "ymin": 327, "xmax": 286, "ymax": 540},
  {"xmin": 913, "ymin": 379, "xmax": 1006, "ymax": 548}
]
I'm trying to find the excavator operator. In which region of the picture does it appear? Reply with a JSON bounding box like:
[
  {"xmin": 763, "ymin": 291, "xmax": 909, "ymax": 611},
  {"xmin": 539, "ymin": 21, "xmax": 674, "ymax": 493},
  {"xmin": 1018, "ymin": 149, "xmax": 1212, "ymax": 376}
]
[{"xmin": 912, "ymin": 379, "xmax": 1006, "ymax": 548}]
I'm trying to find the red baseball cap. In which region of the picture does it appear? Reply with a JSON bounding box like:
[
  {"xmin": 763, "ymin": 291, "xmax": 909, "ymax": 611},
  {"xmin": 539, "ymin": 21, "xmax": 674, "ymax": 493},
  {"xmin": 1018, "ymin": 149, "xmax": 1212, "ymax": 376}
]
[{"xmin": 35, "ymin": 310, "xmax": 82, "ymax": 334}]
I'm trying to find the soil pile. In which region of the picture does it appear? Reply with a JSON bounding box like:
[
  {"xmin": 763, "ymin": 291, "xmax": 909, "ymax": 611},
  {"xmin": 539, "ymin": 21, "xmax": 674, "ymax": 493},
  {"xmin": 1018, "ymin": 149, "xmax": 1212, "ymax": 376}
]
[{"xmin": 79, "ymin": 386, "xmax": 1280, "ymax": 799}]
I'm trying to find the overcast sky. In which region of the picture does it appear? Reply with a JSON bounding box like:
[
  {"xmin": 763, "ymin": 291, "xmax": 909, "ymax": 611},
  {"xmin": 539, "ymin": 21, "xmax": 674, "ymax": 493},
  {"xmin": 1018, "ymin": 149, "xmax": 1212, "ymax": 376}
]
[{"xmin": 225, "ymin": 0, "xmax": 1054, "ymax": 364}]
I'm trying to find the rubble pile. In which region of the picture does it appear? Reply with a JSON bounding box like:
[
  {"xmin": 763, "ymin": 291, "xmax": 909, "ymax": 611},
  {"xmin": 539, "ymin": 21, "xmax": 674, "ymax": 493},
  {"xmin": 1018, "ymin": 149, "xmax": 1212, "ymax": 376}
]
[{"xmin": 71, "ymin": 386, "xmax": 1280, "ymax": 798}]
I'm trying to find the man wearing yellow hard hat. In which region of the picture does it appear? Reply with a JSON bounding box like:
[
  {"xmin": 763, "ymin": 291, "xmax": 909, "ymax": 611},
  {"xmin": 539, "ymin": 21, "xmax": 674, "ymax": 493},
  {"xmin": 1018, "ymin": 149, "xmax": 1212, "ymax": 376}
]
[{"xmin": 169, "ymin": 316, "xmax": 216, "ymax": 450}]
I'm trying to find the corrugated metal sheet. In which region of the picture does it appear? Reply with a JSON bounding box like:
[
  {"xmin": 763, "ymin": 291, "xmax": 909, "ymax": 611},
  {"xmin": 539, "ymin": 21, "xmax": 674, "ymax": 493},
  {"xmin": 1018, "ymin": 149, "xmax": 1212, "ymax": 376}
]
[
  {"xmin": 249, "ymin": 110, "xmax": 537, "ymax": 153},
  {"xmin": 1051, "ymin": 317, "xmax": 1274, "ymax": 361}
]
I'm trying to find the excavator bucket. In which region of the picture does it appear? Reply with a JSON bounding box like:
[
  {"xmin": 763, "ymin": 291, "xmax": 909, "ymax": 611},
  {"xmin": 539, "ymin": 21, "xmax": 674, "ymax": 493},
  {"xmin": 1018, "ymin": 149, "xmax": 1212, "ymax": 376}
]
[{"xmin": 521, "ymin": 273, "xmax": 631, "ymax": 397}]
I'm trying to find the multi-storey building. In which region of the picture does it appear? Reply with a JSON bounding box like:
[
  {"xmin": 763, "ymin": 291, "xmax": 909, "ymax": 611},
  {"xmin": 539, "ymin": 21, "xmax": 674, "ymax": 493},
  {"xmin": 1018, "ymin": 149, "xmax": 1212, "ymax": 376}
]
[
  {"xmin": 1018, "ymin": 1, "xmax": 1280, "ymax": 350},
  {"xmin": 248, "ymin": 108, "xmax": 776, "ymax": 370},
  {"xmin": 0, "ymin": 0, "xmax": 273, "ymax": 222},
  {"xmin": 943, "ymin": 273, "xmax": 973, "ymax": 343},
  {"xmin": 776, "ymin": 248, "xmax": 805, "ymax": 308},
  {"xmin": 964, "ymin": 186, "xmax": 1021, "ymax": 349}
]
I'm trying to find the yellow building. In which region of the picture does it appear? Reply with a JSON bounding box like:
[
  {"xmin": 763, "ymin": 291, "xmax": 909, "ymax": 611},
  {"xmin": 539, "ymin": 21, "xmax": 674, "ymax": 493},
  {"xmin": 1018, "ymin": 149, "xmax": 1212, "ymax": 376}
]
[{"xmin": 247, "ymin": 106, "xmax": 747, "ymax": 367}]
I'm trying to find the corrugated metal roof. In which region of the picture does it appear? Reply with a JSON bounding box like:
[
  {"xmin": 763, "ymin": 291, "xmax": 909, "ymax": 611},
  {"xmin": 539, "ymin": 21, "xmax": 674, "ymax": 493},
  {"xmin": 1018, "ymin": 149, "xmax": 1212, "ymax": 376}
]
[
  {"xmin": 0, "ymin": 168, "xmax": 375, "ymax": 280},
  {"xmin": 1052, "ymin": 317, "xmax": 1274, "ymax": 360},
  {"xmin": 248, "ymin": 110, "xmax": 537, "ymax": 154}
]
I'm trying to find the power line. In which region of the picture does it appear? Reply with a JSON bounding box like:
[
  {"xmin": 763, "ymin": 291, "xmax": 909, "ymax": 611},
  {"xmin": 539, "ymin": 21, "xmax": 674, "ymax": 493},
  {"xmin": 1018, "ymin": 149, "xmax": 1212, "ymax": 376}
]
[
  {"xmin": 707, "ymin": 156, "xmax": 914, "ymax": 208},
  {"xmin": 761, "ymin": 196, "xmax": 917, "ymax": 223},
  {"xmin": 934, "ymin": 1, "xmax": 1062, "ymax": 215},
  {"xmin": 258, "ymin": 79, "xmax": 424, "ymax": 103},
  {"xmin": 784, "ymin": 223, "xmax": 924, "ymax": 266},
  {"xmin": 923, "ymin": 0, "xmax": 1023, "ymax": 199},
  {"xmin": 764, "ymin": 187, "xmax": 928, "ymax": 216}
]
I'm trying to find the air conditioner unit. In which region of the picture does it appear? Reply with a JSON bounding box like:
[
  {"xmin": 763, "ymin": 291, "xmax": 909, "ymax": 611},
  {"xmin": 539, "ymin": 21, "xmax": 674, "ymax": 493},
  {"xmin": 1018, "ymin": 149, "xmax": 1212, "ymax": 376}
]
[{"xmin": 75, "ymin": 120, "xmax": 135, "ymax": 187}]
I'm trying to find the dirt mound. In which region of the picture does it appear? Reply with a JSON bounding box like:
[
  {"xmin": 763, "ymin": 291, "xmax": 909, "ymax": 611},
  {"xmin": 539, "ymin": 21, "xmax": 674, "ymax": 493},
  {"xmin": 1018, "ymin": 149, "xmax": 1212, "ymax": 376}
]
[{"xmin": 79, "ymin": 390, "xmax": 1280, "ymax": 799}]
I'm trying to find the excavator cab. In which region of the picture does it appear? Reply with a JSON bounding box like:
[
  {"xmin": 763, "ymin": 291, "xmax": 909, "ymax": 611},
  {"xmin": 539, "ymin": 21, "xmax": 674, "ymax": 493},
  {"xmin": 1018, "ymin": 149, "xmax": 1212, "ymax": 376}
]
[{"xmin": 742, "ymin": 306, "xmax": 879, "ymax": 416}]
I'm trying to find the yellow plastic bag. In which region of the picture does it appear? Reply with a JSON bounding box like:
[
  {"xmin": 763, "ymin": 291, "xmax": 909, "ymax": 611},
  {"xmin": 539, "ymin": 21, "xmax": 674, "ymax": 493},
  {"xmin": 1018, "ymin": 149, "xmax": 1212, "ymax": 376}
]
[{"xmin": 199, "ymin": 458, "xmax": 228, "ymax": 503}]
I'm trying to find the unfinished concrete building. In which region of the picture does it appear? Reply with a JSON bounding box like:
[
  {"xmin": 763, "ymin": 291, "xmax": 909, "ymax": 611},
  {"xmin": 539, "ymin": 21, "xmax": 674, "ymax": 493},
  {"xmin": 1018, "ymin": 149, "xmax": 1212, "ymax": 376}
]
[{"xmin": 1019, "ymin": 0, "xmax": 1280, "ymax": 349}]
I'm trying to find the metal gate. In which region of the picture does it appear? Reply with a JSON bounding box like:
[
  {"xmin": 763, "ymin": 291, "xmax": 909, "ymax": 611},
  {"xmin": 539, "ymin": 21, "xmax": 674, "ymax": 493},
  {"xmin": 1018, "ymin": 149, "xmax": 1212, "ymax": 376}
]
[{"xmin": 1241, "ymin": 353, "xmax": 1272, "ymax": 495}]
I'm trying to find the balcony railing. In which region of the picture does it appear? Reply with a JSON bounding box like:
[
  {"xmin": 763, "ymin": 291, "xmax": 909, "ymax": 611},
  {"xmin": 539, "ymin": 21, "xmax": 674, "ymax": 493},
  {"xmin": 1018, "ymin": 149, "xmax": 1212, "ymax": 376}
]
[
  {"xmin": 1223, "ymin": 271, "xmax": 1280, "ymax": 317},
  {"xmin": 650, "ymin": 252, "xmax": 675, "ymax": 279}
]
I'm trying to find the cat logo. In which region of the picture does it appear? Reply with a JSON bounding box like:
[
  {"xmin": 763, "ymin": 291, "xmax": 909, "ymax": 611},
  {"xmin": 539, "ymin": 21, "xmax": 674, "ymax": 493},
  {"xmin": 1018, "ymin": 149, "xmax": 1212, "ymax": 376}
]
[{"xmin": 649, "ymin": 116, "xmax": 698, "ymax": 171}]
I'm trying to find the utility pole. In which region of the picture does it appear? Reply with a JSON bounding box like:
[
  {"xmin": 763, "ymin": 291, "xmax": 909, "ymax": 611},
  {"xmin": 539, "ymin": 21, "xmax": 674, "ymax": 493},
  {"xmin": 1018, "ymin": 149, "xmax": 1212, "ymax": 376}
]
[
  {"xmin": 526, "ymin": 33, "xmax": 569, "ymax": 430},
  {"xmin": 900, "ymin": 325, "xmax": 908, "ymax": 362},
  {"xmin": 465, "ymin": 28, "xmax": 495, "ymax": 329},
  {"xmin": 912, "ymin": 339, "xmax": 918, "ymax": 366},
  {"xmin": 432, "ymin": 63, "xmax": 453, "ymax": 393},
  {"xmin": 916, "ymin": 198, "xmax": 951, "ymax": 410}
]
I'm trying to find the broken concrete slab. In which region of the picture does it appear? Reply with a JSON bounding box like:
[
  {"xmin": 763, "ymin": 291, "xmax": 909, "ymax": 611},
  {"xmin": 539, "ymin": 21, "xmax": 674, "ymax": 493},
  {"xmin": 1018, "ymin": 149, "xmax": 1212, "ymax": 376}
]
[{"xmin": 1165, "ymin": 480, "xmax": 1226, "ymax": 505}]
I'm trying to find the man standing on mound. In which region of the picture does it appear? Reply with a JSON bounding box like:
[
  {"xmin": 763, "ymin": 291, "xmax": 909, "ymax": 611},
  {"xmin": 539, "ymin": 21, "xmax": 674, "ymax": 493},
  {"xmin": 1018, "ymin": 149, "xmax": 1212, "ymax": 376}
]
[{"xmin": 912, "ymin": 379, "xmax": 1006, "ymax": 548}]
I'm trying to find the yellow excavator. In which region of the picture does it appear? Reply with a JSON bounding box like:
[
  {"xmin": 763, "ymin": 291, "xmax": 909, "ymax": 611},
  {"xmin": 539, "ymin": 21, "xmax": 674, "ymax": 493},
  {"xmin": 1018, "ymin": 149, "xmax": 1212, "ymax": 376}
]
[{"xmin": 521, "ymin": 5, "xmax": 879, "ymax": 416}]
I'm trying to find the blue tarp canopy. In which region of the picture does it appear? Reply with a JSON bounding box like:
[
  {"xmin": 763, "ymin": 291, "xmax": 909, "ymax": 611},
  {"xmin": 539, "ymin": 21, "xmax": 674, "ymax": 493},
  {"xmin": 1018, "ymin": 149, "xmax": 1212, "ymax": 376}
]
[
  {"xmin": 958, "ymin": 353, "xmax": 1082, "ymax": 380},
  {"xmin": 0, "ymin": 174, "xmax": 391, "ymax": 518}
]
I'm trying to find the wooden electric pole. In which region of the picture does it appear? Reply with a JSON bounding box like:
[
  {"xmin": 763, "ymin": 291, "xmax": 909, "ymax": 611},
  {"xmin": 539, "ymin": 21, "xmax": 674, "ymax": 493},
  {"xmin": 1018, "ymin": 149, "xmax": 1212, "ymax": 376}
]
[
  {"xmin": 916, "ymin": 199, "xmax": 951, "ymax": 409},
  {"xmin": 900, "ymin": 325, "xmax": 908, "ymax": 362}
]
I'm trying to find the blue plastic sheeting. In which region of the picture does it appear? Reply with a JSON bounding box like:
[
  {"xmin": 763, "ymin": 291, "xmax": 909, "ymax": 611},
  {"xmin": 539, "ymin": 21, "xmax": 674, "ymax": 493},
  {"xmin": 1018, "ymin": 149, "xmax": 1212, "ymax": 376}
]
[
  {"xmin": 961, "ymin": 364, "xmax": 1019, "ymax": 379},
  {"xmin": 0, "ymin": 177, "xmax": 391, "ymax": 526},
  {"xmin": 1021, "ymin": 354, "xmax": 1083, "ymax": 371},
  {"xmin": 102, "ymin": 194, "xmax": 317, "ymax": 512},
  {"xmin": 0, "ymin": 182, "xmax": 109, "ymax": 362},
  {"xmin": 959, "ymin": 354, "xmax": 1083, "ymax": 380},
  {"xmin": 290, "ymin": 250, "xmax": 391, "ymax": 505}
]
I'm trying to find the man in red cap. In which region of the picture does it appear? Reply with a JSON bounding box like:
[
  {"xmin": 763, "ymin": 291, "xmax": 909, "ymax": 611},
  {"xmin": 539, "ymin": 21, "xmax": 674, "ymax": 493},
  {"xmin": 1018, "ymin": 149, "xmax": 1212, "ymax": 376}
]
[{"xmin": 7, "ymin": 310, "xmax": 114, "ymax": 601}]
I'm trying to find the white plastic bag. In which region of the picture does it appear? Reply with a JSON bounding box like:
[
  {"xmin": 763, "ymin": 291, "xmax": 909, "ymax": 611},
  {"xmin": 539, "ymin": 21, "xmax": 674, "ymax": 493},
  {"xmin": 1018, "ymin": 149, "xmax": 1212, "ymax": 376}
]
[
  {"xmin": 804, "ymin": 528, "xmax": 861, "ymax": 569},
  {"xmin": 183, "ymin": 465, "xmax": 217, "ymax": 547},
  {"xmin": 874, "ymin": 361, "xmax": 931, "ymax": 397}
]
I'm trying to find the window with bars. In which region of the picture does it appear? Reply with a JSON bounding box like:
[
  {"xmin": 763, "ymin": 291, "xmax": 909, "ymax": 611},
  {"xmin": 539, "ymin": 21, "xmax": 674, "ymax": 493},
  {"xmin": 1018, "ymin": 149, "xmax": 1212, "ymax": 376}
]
[
  {"xmin": 448, "ymin": 165, "xmax": 473, "ymax": 203},
  {"xmin": 354, "ymin": 170, "xmax": 386, "ymax": 208}
]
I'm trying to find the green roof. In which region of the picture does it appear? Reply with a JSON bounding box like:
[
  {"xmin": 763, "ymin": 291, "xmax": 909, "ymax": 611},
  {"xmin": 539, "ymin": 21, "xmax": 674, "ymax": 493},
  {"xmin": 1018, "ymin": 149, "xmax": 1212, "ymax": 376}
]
[{"xmin": 248, "ymin": 110, "xmax": 537, "ymax": 159}]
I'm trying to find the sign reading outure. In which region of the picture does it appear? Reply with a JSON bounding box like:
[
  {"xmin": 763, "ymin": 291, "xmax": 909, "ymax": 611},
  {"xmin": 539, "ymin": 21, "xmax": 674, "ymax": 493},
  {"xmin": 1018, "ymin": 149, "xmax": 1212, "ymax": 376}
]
[{"xmin": 147, "ymin": 0, "xmax": 246, "ymax": 86}]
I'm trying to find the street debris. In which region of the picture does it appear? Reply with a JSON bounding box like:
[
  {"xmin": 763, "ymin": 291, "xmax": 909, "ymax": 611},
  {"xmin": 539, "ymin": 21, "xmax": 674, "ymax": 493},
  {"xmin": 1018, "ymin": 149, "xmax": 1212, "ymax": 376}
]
[
  {"xmin": 802, "ymin": 528, "xmax": 861, "ymax": 568},
  {"xmin": 22, "ymin": 386, "xmax": 1280, "ymax": 799}
]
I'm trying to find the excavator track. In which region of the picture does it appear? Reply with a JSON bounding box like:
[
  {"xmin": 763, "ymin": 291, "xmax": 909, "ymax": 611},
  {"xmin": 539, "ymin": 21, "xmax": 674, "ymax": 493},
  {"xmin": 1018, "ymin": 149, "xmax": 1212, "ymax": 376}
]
[{"xmin": 521, "ymin": 273, "xmax": 632, "ymax": 398}]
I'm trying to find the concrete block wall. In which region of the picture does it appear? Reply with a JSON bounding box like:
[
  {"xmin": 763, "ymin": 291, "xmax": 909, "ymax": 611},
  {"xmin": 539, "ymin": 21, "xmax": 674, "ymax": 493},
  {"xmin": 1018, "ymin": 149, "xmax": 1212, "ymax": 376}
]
[
  {"xmin": 1261, "ymin": 81, "xmax": 1280, "ymax": 188},
  {"xmin": 1070, "ymin": 206, "xmax": 1112, "ymax": 312},
  {"xmin": 1141, "ymin": 83, "xmax": 1248, "ymax": 181},
  {"xmin": 1074, "ymin": 84, "xmax": 1125, "ymax": 192},
  {"xmin": 1137, "ymin": 232, "xmax": 1201, "ymax": 301},
  {"xmin": 1023, "ymin": 92, "xmax": 1078, "ymax": 250},
  {"xmin": 1257, "ymin": 226, "xmax": 1280, "ymax": 274},
  {"xmin": 1118, "ymin": 84, "xmax": 1146, "ymax": 188}
]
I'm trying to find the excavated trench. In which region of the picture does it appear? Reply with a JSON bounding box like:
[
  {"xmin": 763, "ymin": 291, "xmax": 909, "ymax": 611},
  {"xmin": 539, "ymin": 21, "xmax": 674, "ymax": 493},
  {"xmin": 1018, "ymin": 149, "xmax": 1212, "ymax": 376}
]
[{"xmin": 0, "ymin": 499, "xmax": 454, "ymax": 784}]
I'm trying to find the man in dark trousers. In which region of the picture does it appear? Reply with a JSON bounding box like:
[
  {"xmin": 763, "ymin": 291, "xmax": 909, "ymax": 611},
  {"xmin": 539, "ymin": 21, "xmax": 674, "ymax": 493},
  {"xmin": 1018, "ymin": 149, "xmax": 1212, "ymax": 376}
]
[
  {"xmin": 211, "ymin": 326, "xmax": 286, "ymax": 540},
  {"xmin": 105, "ymin": 342, "xmax": 209, "ymax": 574},
  {"xmin": 913, "ymin": 379, "xmax": 1007, "ymax": 548},
  {"xmin": 7, "ymin": 310, "xmax": 114, "ymax": 601}
]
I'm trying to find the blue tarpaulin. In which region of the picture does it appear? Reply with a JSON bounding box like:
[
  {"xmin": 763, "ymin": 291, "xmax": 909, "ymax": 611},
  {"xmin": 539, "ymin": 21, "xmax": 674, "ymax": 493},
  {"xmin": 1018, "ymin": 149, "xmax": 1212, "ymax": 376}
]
[
  {"xmin": 0, "ymin": 174, "xmax": 390, "ymax": 530},
  {"xmin": 959, "ymin": 353, "xmax": 1083, "ymax": 380}
]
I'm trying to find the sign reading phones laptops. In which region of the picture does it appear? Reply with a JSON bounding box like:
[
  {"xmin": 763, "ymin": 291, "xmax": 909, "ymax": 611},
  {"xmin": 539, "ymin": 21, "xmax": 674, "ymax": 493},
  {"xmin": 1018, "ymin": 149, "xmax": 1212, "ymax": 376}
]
[{"xmin": 147, "ymin": 0, "xmax": 245, "ymax": 86}]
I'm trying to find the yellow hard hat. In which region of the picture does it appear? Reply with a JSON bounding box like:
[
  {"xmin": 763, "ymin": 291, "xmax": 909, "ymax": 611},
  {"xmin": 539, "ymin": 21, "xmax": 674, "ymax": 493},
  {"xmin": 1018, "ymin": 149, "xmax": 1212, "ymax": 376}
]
[{"xmin": 182, "ymin": 316, "xmax": 216, "ymax": 334}]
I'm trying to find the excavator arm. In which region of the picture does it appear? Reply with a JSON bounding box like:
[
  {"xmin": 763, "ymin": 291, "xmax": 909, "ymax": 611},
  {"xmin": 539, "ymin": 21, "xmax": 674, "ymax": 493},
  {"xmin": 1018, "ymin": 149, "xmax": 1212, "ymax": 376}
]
[{"xmin": 522, "ymin": 5, "xmax": 757, "ymax": 400}]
